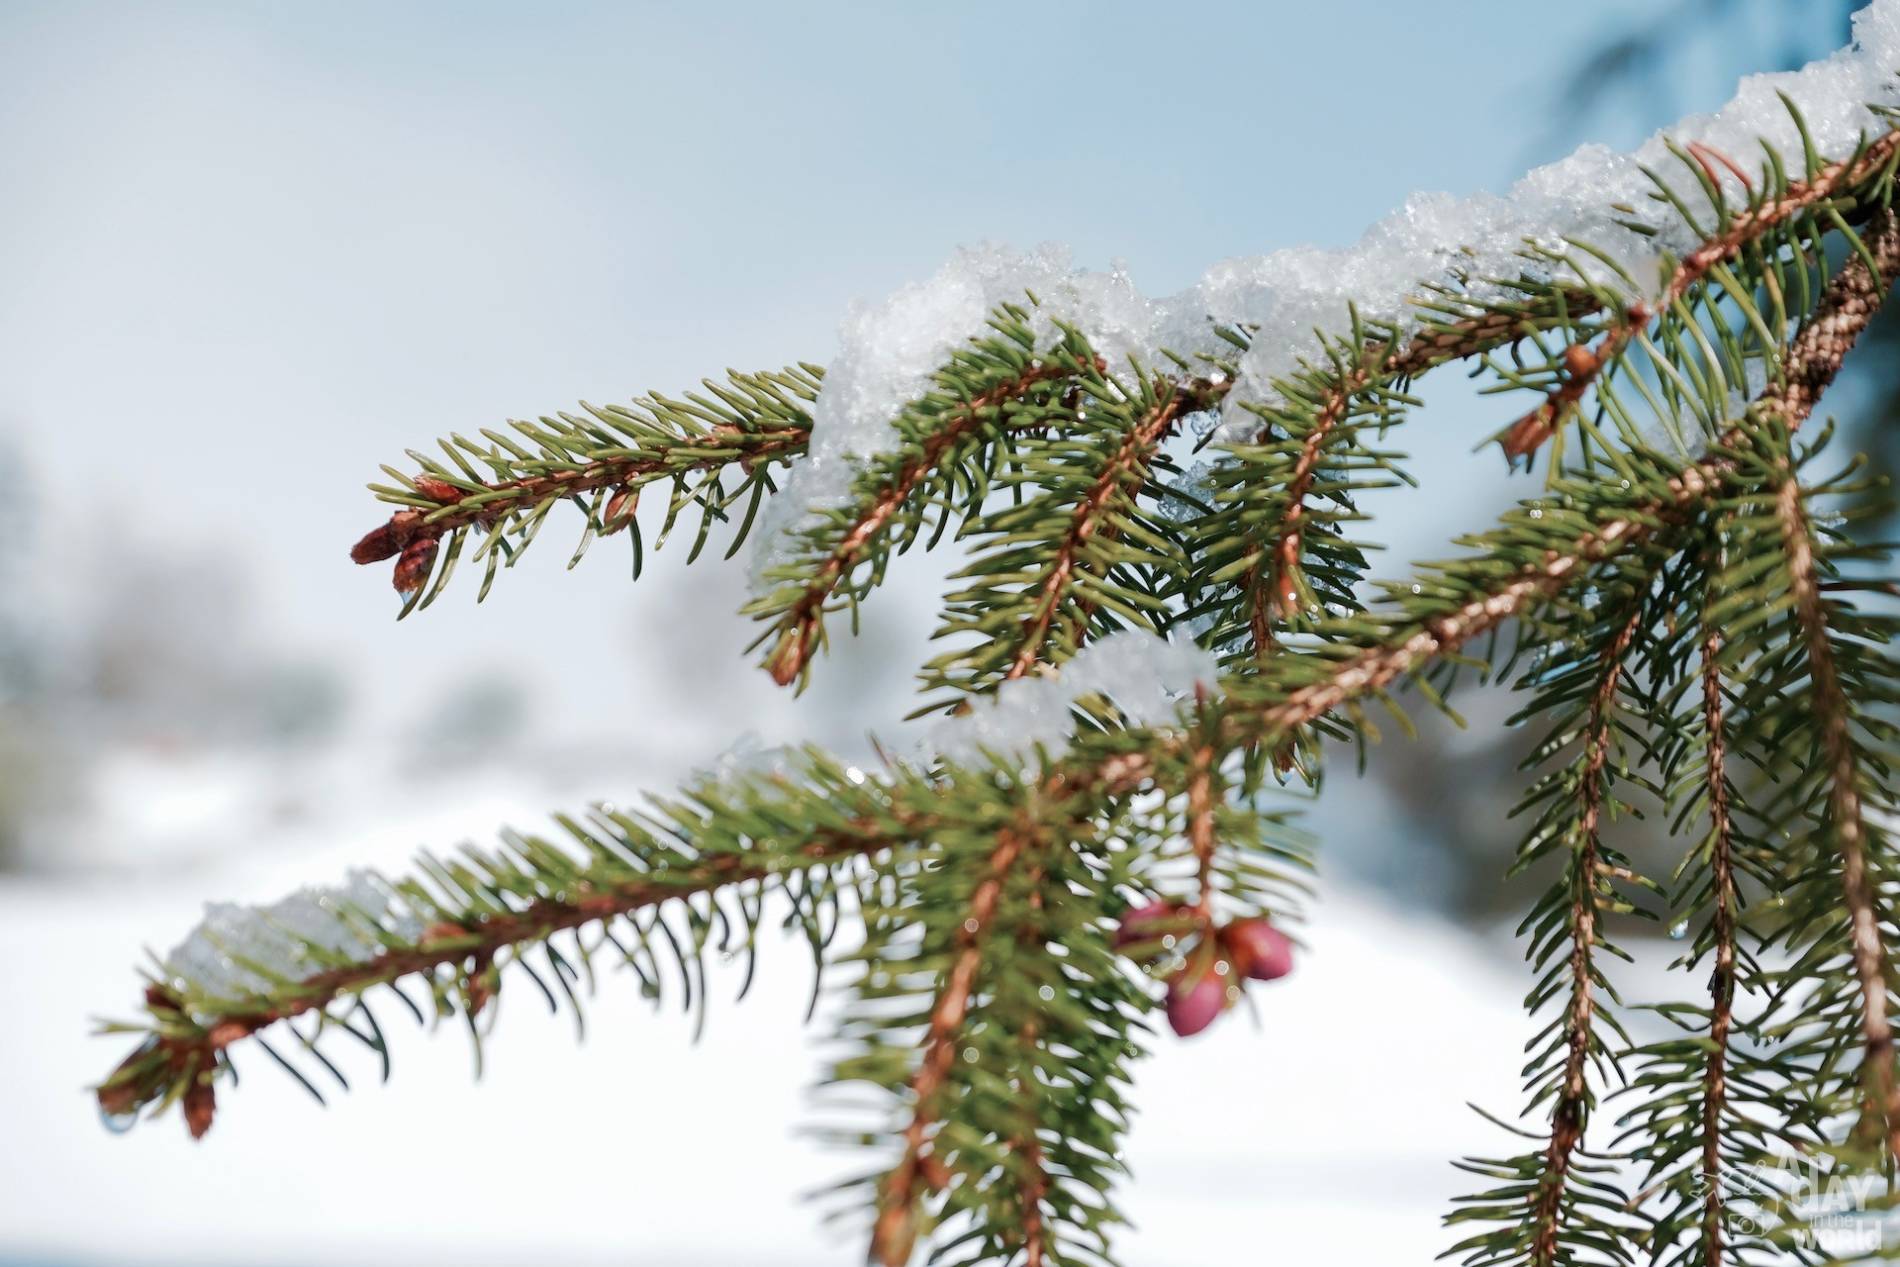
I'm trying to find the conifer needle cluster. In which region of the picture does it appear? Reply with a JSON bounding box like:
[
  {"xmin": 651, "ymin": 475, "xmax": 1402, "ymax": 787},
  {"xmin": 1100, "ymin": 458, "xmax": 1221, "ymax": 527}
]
[{"xmin": 93, "ymin": 9, "xmax": 1900, "ymax": 1263}]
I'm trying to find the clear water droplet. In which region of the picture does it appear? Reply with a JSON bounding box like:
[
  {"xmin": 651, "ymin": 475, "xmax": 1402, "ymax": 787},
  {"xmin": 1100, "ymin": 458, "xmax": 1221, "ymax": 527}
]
[
  {"xmin": 1669, "ymin": 918, "xmax": 1690, "ymax": 940},
  {"xmin": 98, "ymin": 1103, "xmax": 138, "ymax": 1135}
]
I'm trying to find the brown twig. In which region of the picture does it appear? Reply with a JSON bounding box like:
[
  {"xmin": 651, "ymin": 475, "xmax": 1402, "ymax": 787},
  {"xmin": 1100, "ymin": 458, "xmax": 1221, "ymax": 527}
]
[
  {"xmin": 1766, "ymin": 214, "xmax": 1900, "ymax": 1165},
  {"xmin": 1530, "ymin": 602, "xmax": 1644, "ymax": 1267},
  {"xmin": 1498, "ymin": 320, "xmax": 1644, "ymax": 463},
  {"xmin": 349, "ymin": 426, "xmax": 809, "ymax": 572},
  {"xmin": 1699, "ymin": 620, "xmax": 1737, "ymax": 1267},
  {"xmin": 1760, "ymin": 219, "xmax": 1900, "ymax": 1166},
  {"xmin": 873, "ymin": 826, "xmax": 1032, "ymax": 1267},
  {"xmin": 1012, "ymin": 881, "xmax": 1050, "ymax": 1267},
  {"xmin": 1186, "ymin": 700, "xmax": 1219, "ymax": 918},
  {"xmin": 1248, "ymin": 361, "xmax": 1374, "ymax": 654},
  {"xmin": 1778, "ymin": 476, "xmax": 1900, "ymax": 1164}
]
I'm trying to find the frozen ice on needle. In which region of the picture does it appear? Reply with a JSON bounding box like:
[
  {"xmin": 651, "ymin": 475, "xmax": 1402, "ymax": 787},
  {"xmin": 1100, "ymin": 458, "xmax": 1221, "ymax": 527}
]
[
  {"xmin": 923, "ymin": 630, "xmax": 1219, "ymax": 766},
  {"xmin": 165, "ymin": 869, "xmax": 424, "ymax": 1001}
]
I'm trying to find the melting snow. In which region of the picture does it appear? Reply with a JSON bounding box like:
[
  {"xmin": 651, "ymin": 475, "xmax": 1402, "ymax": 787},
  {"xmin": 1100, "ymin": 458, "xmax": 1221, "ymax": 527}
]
[{"xmin": 756, "ymin": 0, "xmax": 1900, "ymax": 578}]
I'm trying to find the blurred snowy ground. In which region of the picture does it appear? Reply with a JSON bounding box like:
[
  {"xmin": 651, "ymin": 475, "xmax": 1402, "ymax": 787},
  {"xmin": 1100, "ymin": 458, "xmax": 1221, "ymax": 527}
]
[
  {"xmin": 0, "ymin": 2, "xmax": 1799, "ymax": 1263},
  {"xmin": 0, "ymin": 759, "xmax": 1538, "ymax": 1266}
]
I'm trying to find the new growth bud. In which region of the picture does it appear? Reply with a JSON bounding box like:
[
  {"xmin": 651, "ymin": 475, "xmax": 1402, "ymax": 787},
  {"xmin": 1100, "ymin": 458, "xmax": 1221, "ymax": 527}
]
[
  {"xmin": 1165, "ymin": 963, "xmax": 1230, "ymax": 1038},
  {"xmin": 1223, "ymin": 918, "xmax": 1295, "ymax": 981}
]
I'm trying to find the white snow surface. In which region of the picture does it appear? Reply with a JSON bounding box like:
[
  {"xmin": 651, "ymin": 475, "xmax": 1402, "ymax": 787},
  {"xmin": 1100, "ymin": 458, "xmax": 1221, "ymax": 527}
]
[
  {"xmin": 922, "ymin": 630, "xmax": 1219, "ymax": 766},
  {"xmin": 163, "ymin": 869, "xmax": 425, "ymax": 1003},
  {"xmin": 0, "ymin": 756, "xmax": 1566, "ymax": 1266},
  {"xmin": 752, "ymin": 244, "xmax": 1160, "ymax": 582},
  {"xmin": 756, "ymin": 0, "xmax": 1900, "ymax": 578}
]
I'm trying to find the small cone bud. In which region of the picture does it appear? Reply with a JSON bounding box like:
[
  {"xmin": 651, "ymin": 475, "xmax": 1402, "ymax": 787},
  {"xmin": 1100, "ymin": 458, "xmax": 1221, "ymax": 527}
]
[
  {"xmin": 350, "ymin": 508, "xmax": 422, "ymax": 564},
  {"xmin": 182, "ymin": 1078, "xmax": 216, "ymax": 1140},
  {"xmin": 1114, "ymin": 899, "xmax": 1180, "ymax": 949},
  {"xmin": 601, "ymin": 486, "xmax": 639, "ymax": 535},
  {"xmin": 1225, "ymin": 918, "xmax": 1295, "ymax": 982},
  {"xmin": 1561, "ymin": 342, "xmax": 1599, "ymax": 378},
  {"xmin": 392, "ymin": 537, "xmax": 439, "ymax": 595},
  {"xmin": 767, "ymin": 632, "xmax": 804, "ymax": 686},
  {"xmin": 1272, "ymin": 534, "xmax": 1303, "ymax": 617},
  {"xmin": 465, "ymin": 951, "xmax": 497, "ymax": 1016},
  {"xmin": 1500, "ymin": 407, "xmax": 1556, "ymax": 462},
  {"xmin": 412, "ymin": 476, "xmax": 461, "ymax": 502},
  {"xmin": 1165, "ymin": 964, "xmax": 1229, "ymax": 1038}
]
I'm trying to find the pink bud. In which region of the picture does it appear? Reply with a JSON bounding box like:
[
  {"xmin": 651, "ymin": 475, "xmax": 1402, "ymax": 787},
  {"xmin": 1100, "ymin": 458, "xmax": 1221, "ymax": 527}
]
[
  {"xmin": 1226, "ymin": 918, "xmax": 1294, "ymax": 982},
  {"xmin": 1114, "ymin": 899, "xmax": 1180, "ymax": 949},
  {"xmin": 1165, "ymin": 966, "xmax": 1229, "ymax": 1037}
]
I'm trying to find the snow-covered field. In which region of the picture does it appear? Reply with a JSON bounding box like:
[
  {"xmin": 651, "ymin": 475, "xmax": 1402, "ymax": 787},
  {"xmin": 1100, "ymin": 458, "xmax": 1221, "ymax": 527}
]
[{"xmin": 0, "ymin": 753, "xmax": 1536, "ymax": 1266}]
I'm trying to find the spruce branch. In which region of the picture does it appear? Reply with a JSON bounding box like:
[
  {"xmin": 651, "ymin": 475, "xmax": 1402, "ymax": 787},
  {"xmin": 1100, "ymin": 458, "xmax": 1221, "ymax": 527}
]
[
  {"xmin": 1695, "ymin": 619, "xmax": 1740, "ymax": 1267},
  {"xmin": 1448, "ymin": 198, "xmax": 1899, "ymax": 1267},
  {"xmin": 1537, "ymin": 595, "xmax": 1653, "ymax": 1267},
  {"xmin": 1242, "ymin": 336, "xmax": 1388, "ymax": 656},
  {"xmin": 118, "ymin": 201, "xmax": 1896, "ymax": 1243},
  {"xmin": 1776, "ymin": 468, "xmax": 1899, "ymax": 1159},
  {"xmin": 918, "ymin": 368, "xmax": 1224, "ymax": 712},
  {"xmin": 350, "ymin": 364, "xmax": 824, "ymax": 609},
  {"xmin": 998, "ymin": 384, "xmax": 1192, "ymax": 684},
  {"xmin": 1197, "ymin": 122, "xmax": 1900, "ymax": 675},
  {"xmin": 869, "ymin": 821, "xmax": 1039, "ymax": 1267},
  {"xmin": 95, "ymin": 757, "xmax": 937, "ymax": 1126}
]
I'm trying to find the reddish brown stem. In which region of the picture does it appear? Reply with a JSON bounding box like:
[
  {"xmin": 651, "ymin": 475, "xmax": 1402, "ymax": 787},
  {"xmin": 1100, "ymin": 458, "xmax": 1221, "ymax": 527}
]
[
  {"xmin": 350, "ymin": 426, "xmax": 808, "ymax": 567},
  {"xmin": 1499, "ymin": 320, "xmax": 1642, "ymax": 463},
  {"xmin": 1187, "ymin": 721, "xmax": 1218, "ymax": 917},
  {"xmin": 873, "ymin": 827, "xmax": 1031, "ymax": 1267},
  {"xmin": 1530, "ymin": 603, "xmax": 1643, "ymax": 1267},
  {"xmin": 1778, "ymin": 476, "xmax": 1900, "ymax": 1163},
  {"xmin": 1755, "ymin": 215, "xmax": 1900, "ymax": 1167},
  {"xmin": 1699, "ymin": 621, "xmax": 1736, "ymax": 1267},
  {"xmin": 1003, "ymin": 387, "xmax": 1187, "ymax": 681}
]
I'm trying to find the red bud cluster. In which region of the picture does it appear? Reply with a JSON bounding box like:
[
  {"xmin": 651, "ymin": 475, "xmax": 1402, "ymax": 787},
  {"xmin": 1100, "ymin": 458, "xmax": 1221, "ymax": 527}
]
[{"xmin": 1112, "ymin": 901, "xmax": 1297, "ymax": 1038}]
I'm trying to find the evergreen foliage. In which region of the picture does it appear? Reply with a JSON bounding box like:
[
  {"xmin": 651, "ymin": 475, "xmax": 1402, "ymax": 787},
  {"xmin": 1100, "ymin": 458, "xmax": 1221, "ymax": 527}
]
[{"xmin": 93, "ymin": 15, "xmax": 1900, "ymax": 1265}]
